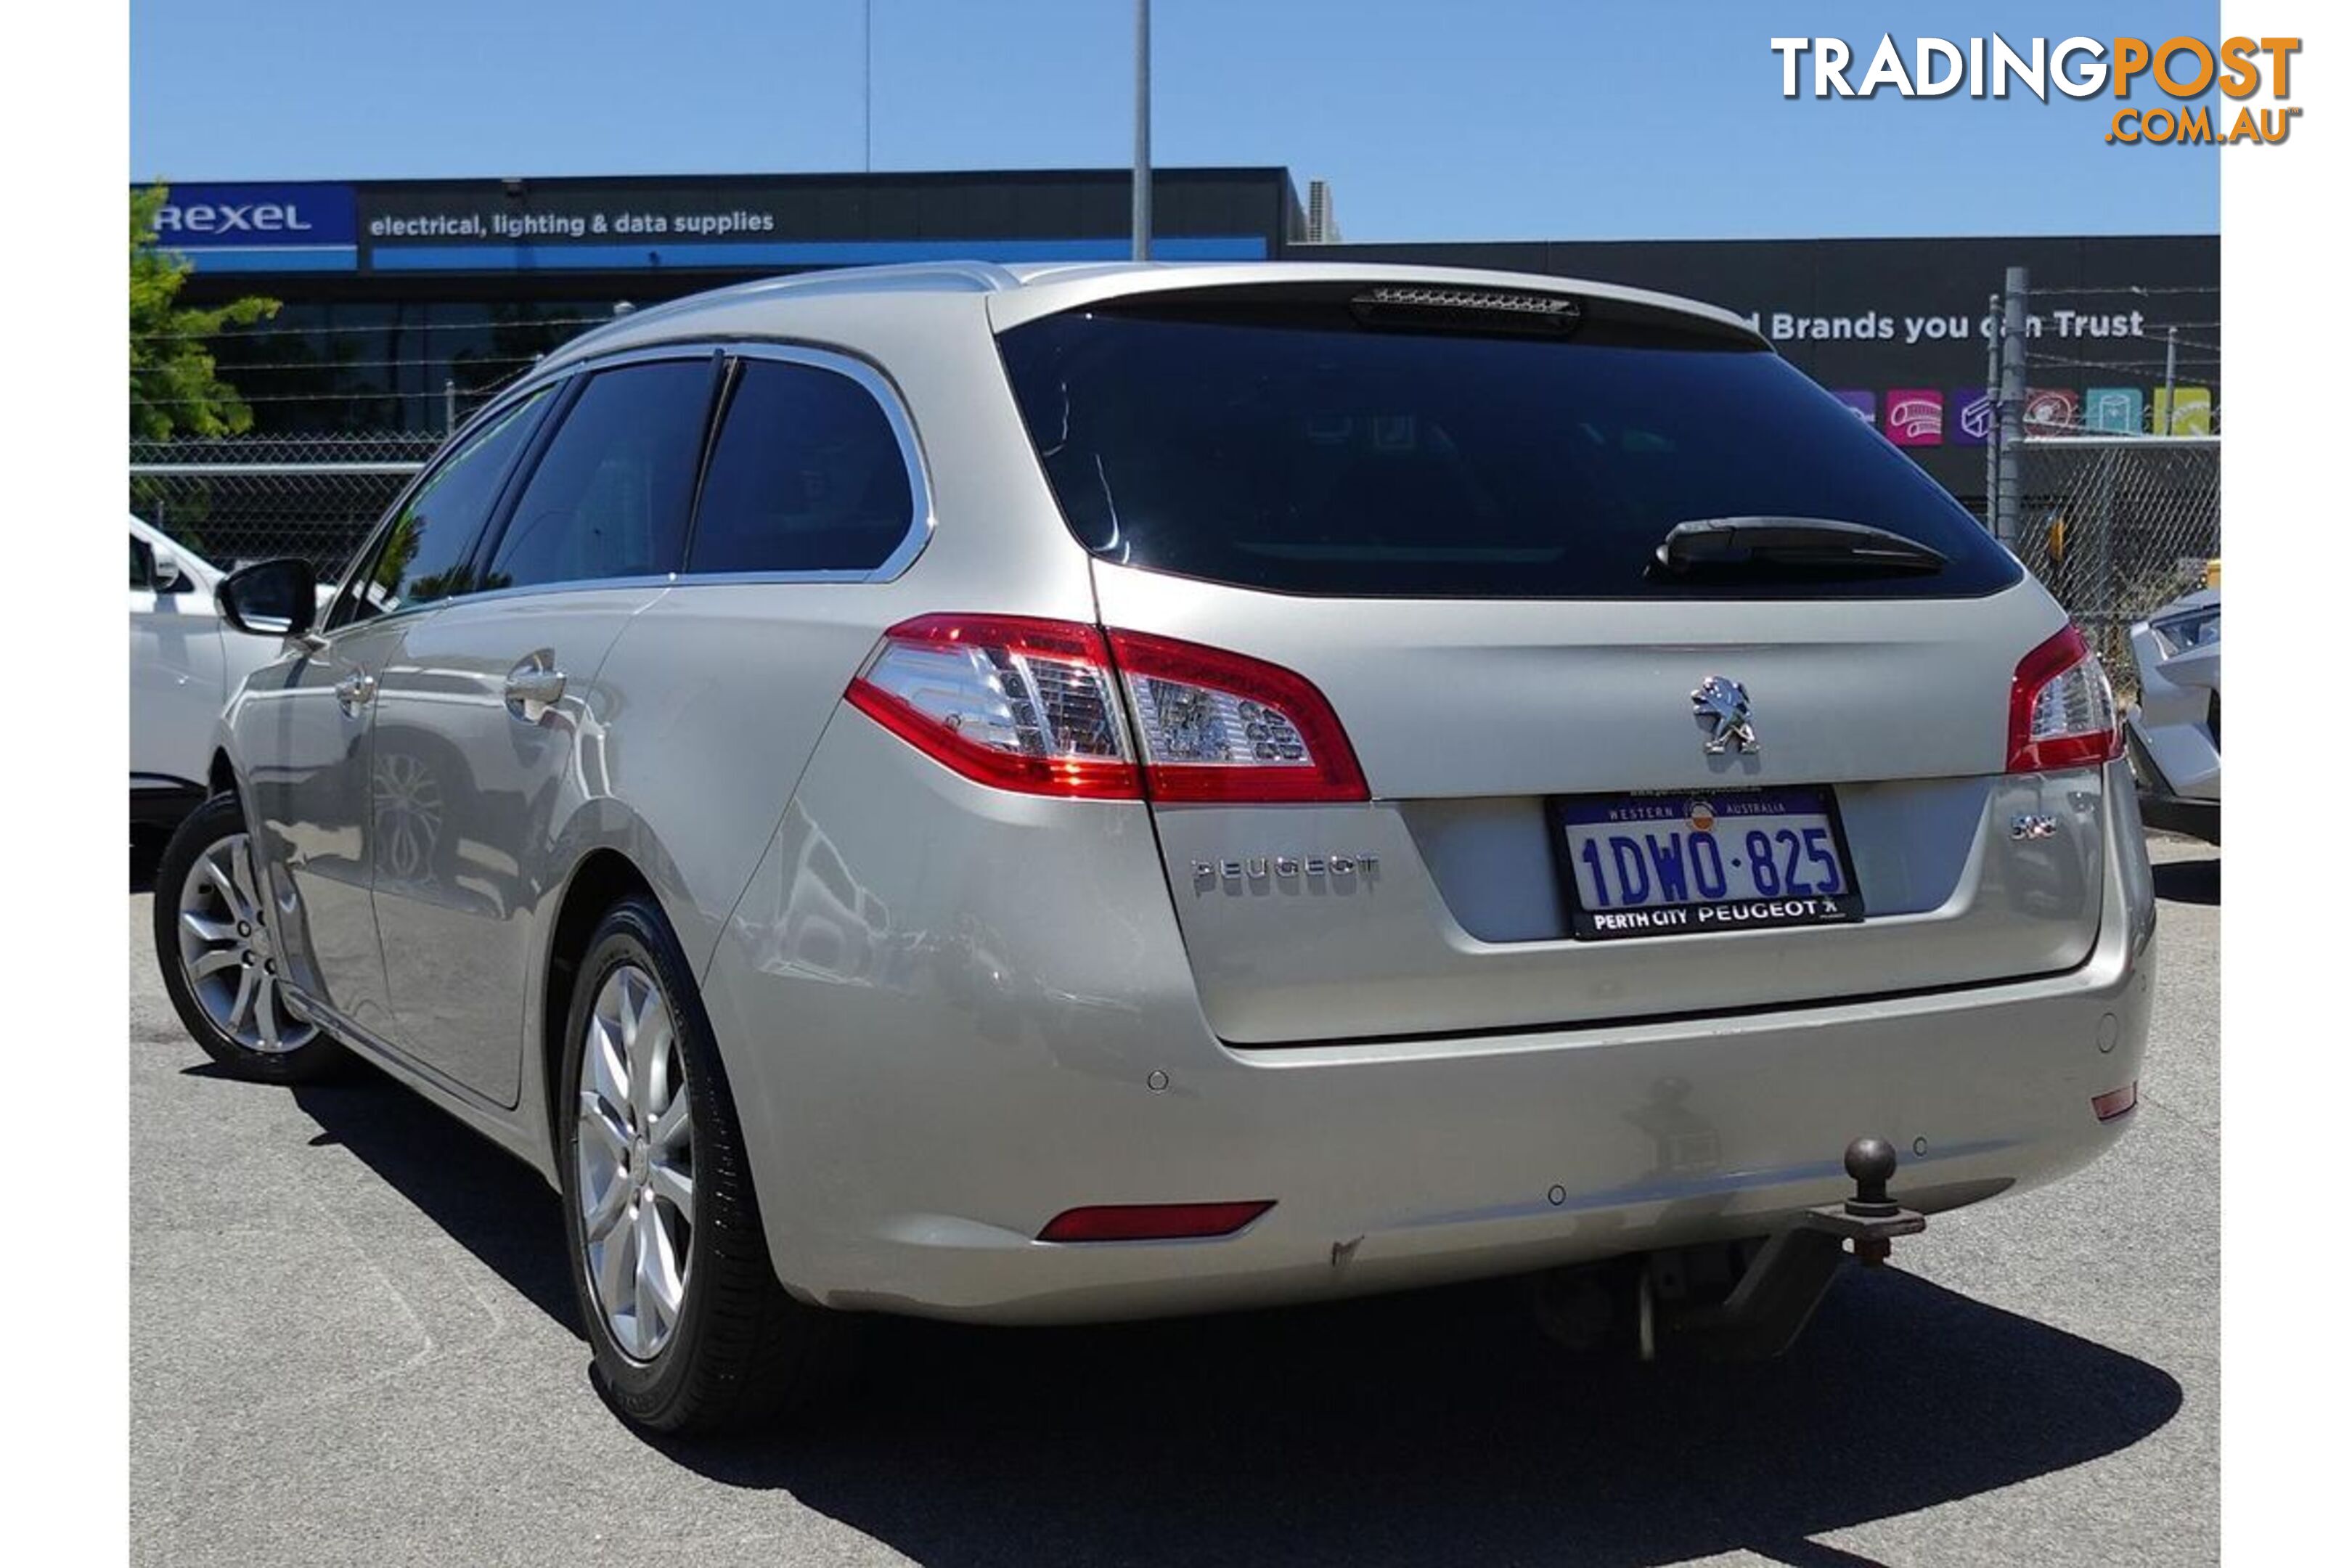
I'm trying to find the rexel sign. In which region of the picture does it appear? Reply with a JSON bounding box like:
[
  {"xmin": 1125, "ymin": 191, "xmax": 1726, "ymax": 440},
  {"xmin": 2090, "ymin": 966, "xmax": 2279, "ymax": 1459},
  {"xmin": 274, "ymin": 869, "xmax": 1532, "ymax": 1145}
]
[{"xmin": 144, "ymin": 183, "xmax": 357, "ymax": 270}]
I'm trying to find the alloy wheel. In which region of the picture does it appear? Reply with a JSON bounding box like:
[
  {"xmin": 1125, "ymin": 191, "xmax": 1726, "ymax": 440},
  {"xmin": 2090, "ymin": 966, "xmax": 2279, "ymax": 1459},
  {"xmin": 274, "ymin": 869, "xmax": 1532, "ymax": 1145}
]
[
  {"xmin": 176, "ymin": 832, "xmax": 319, "ymax": 1055},
  {"xmin": 576, "ymin": 963, "xmax": 696, "ymax": 1361}
]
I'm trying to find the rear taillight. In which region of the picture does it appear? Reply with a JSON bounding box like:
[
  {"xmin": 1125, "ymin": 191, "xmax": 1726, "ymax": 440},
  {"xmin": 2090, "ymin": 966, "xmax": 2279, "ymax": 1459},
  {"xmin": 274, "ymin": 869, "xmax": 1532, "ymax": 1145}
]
[
  {"xmin": 2007, "ymin": 625, "xmax": 2122, "ymax": 773},
  {"xmin": 844, "ymin": 614, "xmax": 1140, "ymax": 799},
  {"xmin": 847, "ymin": 616, "xmax": 1368, "ymax": 804},
  {"xmin": 1106, "ymin": 629, "xmax": 1368, "ymax": 803}
]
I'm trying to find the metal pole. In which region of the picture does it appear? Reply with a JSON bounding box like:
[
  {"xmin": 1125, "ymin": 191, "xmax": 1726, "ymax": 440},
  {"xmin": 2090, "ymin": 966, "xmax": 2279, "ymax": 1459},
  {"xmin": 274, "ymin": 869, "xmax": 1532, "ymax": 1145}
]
[
  {"xmin": 1131, "ymin": 0, "xmax": 1151, "ymax": 261},
  {"xmin": 1994, "ymin": 265, "xmax": 2029, "ymax": 547},
  {"xmin": 862, "ymin": 0, "xmax": 873, "ymax": 173},
  {"xmin": 443, "ymin": 378, "xmax": 457, "ymax": 436},
  {"xmin": 1983, "ymin": 290, "xmax": 2001, "ymax": 529},
  {"xmin": 2091, "ymin": 447, "xmax": 2117, "ymax": 660},
  {"xmin": 2161, "ymin": 324, "xmax": 2179, "ymax": 433}
]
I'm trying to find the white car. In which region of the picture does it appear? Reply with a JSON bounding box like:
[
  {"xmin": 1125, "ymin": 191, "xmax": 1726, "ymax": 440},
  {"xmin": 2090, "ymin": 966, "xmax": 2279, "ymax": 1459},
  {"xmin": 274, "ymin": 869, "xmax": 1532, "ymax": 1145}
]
[
  {"xmin": 2123, "ymin": 586, "xmax": 2219, "ymax": 844},
  {"xmin": 130, "ymin": 514, "xmax": 301, "ymax": 831}
]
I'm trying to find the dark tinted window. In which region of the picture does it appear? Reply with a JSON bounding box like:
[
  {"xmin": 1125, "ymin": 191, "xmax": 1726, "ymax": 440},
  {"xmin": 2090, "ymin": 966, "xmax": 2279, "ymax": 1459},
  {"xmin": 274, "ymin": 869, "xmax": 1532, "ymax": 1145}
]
[
  {"xmin": 485, "ymin": 361, "xmax": 712, "ymax": 592},
  {"xmin": 130, "ymin": 535, "xmax": 155, "ymax": 589},
  {"xmin": 997, "ymin": 299, "xmax": 2021, "ymax": 600},
  {"xmin": 341, "ymin": 389, "xmax": 549, "ymax": 623},
  {"xmin": 685, "ymin": 360, "xmax": 914, "ymax": 575}
]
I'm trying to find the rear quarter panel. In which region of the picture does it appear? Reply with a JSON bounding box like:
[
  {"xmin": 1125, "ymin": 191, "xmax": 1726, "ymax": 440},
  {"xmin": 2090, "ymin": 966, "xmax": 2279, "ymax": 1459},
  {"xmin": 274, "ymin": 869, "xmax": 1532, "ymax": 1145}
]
[{"xmin": 582, "ymin": 293, "xmax": 1104, "ymax": 979}]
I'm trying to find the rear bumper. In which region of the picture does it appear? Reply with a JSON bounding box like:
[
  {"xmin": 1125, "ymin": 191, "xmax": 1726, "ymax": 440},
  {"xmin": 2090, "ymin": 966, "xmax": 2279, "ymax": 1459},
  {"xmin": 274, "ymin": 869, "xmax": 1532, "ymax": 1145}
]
[
  {"xmin": 704, "ymin": 723, "xmax": 2157, "ymax": 1326},
  {"xmin": 801, "ymin": 952, "xmax": 2147, "ymax": 1325},
  {"xmin": 2124, "ymin": 716, "xmax": 2220, "ymax": 844}
]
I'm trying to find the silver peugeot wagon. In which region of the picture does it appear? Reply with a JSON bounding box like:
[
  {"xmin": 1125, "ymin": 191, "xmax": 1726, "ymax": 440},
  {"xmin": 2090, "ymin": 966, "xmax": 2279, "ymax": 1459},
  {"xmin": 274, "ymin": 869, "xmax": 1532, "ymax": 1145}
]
[{"xmin": 154, "ymin": 261, "xmax": 2156, "ymax": 1433}]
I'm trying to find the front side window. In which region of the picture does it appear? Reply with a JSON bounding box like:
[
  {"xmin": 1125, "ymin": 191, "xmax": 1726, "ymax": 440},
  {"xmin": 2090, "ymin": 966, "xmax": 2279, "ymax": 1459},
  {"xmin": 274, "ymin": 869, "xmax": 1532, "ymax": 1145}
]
[
  {"xmin": 338, "ymin": 388, "xmax": 550, "ymax": 626},
  {"xmin": 685, "ymin": 359, "xmax": 915, "ymax": 576},
  {"xmin": 130, "ymin": 534, "xmax": 155, "ymax": 589},
  {"xmin": 483, "ymin": 360, "xmax": 712, "ymax": 592}
]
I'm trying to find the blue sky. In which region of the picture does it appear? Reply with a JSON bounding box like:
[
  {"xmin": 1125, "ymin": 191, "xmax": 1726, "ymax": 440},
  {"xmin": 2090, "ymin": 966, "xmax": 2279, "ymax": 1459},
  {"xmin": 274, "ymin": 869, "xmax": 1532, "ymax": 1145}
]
[{"xmin": 130, "ymin": 1, "xmax": 2219, "ymax": 240}]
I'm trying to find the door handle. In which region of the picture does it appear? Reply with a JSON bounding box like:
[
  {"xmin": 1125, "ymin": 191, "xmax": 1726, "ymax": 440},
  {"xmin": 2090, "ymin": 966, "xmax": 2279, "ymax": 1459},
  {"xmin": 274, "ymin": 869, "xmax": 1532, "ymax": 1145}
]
[
  {"xmin": 333, "ymin": 669, "xmax": 377, "ymax": 716},
  {"xmin": 503, "ymin": 657, "xmax": 567, "ymax": 724}
]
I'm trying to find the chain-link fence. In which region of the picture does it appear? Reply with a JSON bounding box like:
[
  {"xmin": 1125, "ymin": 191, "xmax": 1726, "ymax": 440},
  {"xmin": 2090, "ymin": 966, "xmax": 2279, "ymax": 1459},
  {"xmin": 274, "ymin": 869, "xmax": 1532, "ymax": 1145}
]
[
  {"xmin": 129, "ymin": 433, "xmax": 437, "ymax": 575},
  {"xmin": 2009, "ymin": 435, "xmax": 2219, "ymax": 698}
]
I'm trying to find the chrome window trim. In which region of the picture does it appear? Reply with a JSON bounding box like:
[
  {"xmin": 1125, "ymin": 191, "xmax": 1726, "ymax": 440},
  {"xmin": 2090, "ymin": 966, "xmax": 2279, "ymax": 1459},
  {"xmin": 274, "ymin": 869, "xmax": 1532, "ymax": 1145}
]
[
  {"xmin": 319, "ymin": 381, "xmax": 565, "ymax": 636},
  {"xmin": 685, "ymin": 340, "xmax": 936, "ymax": 586},
  {"xmin": 357, "ymin": 337, "xmax": 936, "ymax": 613},
  {"xmin": 327, "ymin": 338, "xmax": 934, "ymax": 624}
]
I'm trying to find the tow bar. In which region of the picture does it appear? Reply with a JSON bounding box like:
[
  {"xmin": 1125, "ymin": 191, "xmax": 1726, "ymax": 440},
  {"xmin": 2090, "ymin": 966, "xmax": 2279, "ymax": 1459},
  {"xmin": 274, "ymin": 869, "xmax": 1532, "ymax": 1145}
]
[{"xmin": 1641, "ymin": 1136, "xmax": 1927, "ymax": 1363}]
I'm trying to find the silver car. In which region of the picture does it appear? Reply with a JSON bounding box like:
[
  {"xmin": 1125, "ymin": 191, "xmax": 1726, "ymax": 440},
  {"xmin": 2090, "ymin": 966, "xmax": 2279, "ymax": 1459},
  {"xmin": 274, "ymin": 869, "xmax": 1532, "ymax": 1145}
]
[{"xmin": 152, "ymin": 261, "xmax": 2157, "ymax": 1434}]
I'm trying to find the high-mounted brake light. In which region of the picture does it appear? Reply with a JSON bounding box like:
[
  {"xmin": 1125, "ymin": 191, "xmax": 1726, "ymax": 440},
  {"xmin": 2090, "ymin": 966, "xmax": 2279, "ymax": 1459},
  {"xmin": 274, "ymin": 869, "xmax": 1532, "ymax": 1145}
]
[
  {"xmin": 846, "ymin": 616, "xmax": 1368, "ymax": 804},
  {"xmin": 2006, "ymin": 625, "xmax": 2123, "ymax": 773},
  {"xmin": 1037, "ymin": 1201, "xmax": 1274, "ymax": 1243}
]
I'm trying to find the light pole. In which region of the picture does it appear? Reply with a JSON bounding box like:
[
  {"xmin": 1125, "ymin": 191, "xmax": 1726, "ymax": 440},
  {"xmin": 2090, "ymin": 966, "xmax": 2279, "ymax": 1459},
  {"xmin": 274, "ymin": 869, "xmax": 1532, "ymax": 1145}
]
[{"xmin": 1132, "ymin": 0, "xmax": 1151, "ymax": 261}]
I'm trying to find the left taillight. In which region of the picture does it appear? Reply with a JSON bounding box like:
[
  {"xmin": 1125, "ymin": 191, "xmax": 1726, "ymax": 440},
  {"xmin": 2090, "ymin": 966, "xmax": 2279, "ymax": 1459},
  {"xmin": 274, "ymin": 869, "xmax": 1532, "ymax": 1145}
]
[
  {"xmin": 1106, "ymin": 628, "xmax": 1368, "ymax": 804},
  {"xmin": 844, "ymin": 613, "xmax": 1141, "ymax": 799},
  {"xmin": 846, "ymin": 615, "xmax": 1369, "ymax": 804},
  {"xmin": 2007, "ymin": 624, "xmax": 2123, "ymax": 773}
]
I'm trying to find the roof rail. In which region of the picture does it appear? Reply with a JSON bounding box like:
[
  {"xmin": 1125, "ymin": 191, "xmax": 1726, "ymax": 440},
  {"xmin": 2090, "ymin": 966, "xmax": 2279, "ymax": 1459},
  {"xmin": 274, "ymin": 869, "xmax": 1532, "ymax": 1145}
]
[{"xmin": 542, "ymin": 260, "xmax": 1024, "ymax": 369}]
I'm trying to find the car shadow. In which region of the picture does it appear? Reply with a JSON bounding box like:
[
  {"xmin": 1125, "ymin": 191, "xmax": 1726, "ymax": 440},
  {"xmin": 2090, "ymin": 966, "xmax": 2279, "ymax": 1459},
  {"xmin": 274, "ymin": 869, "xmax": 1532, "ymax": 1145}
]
[
  {"xmin": 2153, "ymin": 854, "xmax": 2218, "ymax": 907},
  {"xmin": 130, "ymin": 830, "xmax": 165, "ymax": 894},
  {"xmin": 291, "ymin": 1062, "xmax": 581, "ymax": 1332},
  {"xmin": 290, "ymin": 1068, "xmax": 2183, "ymax": 1568}
]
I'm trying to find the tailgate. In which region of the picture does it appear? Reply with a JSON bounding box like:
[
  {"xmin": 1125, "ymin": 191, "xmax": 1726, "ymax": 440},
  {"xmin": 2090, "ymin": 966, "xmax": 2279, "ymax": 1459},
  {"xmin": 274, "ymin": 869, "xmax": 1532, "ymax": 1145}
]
[
  {"xmin": 1098, "ymin": 564, "xmax": 2103, "ymax": 1044},
  {"xmin": 993, "ymin": 273, "xmax": 2109, "ymax": 1045}
]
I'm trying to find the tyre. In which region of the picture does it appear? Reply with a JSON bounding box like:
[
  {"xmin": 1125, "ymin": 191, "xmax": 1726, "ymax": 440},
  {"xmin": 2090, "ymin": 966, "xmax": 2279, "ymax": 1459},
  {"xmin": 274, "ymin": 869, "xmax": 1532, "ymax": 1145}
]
[
  {"xmin": 152, "ymin": 792, "xmax": 345, "ymax": 1083},
  {"xmin": 558, "ymin": 894, "xmax": 854, "ymax": 1434}
]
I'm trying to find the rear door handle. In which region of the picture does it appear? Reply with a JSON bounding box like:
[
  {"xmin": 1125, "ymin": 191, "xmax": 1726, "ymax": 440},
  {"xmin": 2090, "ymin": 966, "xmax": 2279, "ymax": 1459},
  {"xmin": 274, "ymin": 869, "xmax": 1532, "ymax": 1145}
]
[
  {"xmin": 503, "ymin": 656, "xmax": 567, "ymax": 723},
  {"xmin": 333, "ymin": 670, "xmax": 377, "ymax": 716}
]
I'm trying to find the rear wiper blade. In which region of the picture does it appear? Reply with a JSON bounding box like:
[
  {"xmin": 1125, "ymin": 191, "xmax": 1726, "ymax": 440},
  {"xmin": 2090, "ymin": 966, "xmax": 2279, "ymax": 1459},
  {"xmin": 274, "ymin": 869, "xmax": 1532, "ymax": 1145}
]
[{"xmin": 1652, "ymin": 517, "xmax": 1948, "ymax": 576}]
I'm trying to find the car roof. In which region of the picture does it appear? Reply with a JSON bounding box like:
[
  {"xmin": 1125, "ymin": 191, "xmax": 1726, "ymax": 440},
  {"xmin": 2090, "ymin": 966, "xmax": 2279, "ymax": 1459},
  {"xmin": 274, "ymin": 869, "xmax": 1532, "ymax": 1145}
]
[{"xmin": 531, "ymin": 258, "xmax": 1768, "ymax": 379}]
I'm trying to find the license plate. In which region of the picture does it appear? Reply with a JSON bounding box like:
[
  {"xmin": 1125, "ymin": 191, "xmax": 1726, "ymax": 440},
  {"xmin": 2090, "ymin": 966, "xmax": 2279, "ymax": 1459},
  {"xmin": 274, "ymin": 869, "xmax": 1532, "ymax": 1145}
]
[{"xmin": 1547, "ymin": 788, "xmax": 1865, "ymax": 941}]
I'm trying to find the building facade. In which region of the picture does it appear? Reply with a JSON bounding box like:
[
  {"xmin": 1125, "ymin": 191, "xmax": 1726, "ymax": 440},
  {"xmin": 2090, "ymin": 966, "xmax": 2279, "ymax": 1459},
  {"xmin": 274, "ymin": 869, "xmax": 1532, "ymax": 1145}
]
[{"xmin": 151, "ymin": 166, "xmax": 2218, "ymax": 511}]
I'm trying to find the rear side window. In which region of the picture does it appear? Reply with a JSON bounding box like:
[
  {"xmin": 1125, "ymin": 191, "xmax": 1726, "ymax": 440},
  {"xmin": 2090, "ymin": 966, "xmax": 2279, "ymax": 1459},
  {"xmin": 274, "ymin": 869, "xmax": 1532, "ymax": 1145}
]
[
  {"xmin": 339, "ymin": 388, "xmax": 549, "ymax": 624},
  {"xmin": 997, "ymin": 295, "xmax": 2022, "ymax": 600},
  {"xmin": 685, "ymin": 359, "xmax": 915, "ymax": 576},
  {"xmin": 485, "ymin": 360, "xmax": 713, "ymax": 592}
]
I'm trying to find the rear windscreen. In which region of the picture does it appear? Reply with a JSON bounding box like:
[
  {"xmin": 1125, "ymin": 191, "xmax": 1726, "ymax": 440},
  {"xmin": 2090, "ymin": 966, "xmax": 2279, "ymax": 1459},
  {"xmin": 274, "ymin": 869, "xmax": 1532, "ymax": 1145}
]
[{"xmin": 997, "ymin": 294, "xmax": 2022, "ymax": 600}]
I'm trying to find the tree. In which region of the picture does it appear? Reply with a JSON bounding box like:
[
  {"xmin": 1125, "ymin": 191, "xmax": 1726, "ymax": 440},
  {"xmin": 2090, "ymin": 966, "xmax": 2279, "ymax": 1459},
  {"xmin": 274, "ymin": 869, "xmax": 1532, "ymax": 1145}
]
[{"xmin": 130, "ymin": 184, "xmax": 281, "ymax": 439}]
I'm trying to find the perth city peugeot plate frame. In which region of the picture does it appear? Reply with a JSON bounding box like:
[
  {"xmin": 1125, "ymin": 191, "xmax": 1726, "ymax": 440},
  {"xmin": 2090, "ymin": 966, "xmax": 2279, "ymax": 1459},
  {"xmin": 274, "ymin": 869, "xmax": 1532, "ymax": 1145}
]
[{"xmin": 1544, "ymin": 787, "xmax": 1867, "ymax": 942}]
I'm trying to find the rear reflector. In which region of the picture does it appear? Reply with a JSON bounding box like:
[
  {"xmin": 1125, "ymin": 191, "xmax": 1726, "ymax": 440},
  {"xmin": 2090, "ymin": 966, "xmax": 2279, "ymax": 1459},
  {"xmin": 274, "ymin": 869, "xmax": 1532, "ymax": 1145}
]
[
  {"xmin": 847, "ymin": 615, "xmax": 1368, "ymax": 803},
  {"xmin": 2008, "ymin": 624, "xmax": 2123, "ymax": 773},
  {"xmin": 2092, "ymin": 1082, "xmax": 2139, "ymax": 1122},
  {"xmin": 1037, "ymin": 1201, "xmax": 1275, "ymax": 1243}
]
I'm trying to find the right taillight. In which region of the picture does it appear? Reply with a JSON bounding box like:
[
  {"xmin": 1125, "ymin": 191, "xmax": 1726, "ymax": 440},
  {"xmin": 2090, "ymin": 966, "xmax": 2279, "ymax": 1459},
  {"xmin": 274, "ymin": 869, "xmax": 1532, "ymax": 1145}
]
[
  {"xmin": 846, "ymin": 614, "xmax": 1367, "ymax": 804},
  {"xmin": 2007, "ymin": 624, "xmax": 2123, "ymax": 773}
]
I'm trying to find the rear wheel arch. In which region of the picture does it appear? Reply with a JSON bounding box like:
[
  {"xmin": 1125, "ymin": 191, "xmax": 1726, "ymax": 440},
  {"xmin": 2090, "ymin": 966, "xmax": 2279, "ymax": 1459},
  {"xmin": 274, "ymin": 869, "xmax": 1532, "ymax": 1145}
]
[{"xmin": 542, "ymin": 849, "xmax": 660, "ymax": 1146}]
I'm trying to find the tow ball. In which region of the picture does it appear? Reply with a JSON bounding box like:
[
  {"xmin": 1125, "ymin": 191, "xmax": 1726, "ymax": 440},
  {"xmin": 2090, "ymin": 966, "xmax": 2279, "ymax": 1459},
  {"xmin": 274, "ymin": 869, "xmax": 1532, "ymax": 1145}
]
[
  {"xmin": 1521, "ymin": 1136, "xmax": 1931, "ymax": 1363},
  {"xmin": 1634, "ymin": 1135, "xmax": 1928, "ymax": 1361},
  {"xmin": 1798, "ymin": 1135, "xmax": 1927, "ymax": 1267}
]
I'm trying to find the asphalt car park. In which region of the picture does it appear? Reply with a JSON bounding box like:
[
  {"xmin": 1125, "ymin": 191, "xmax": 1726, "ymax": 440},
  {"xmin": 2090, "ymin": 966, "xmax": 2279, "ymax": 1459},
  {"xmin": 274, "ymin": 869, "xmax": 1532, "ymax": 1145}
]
[{"xmin": 128, "ymin": 833, "xmax": 2216, "ymax": 1568}]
